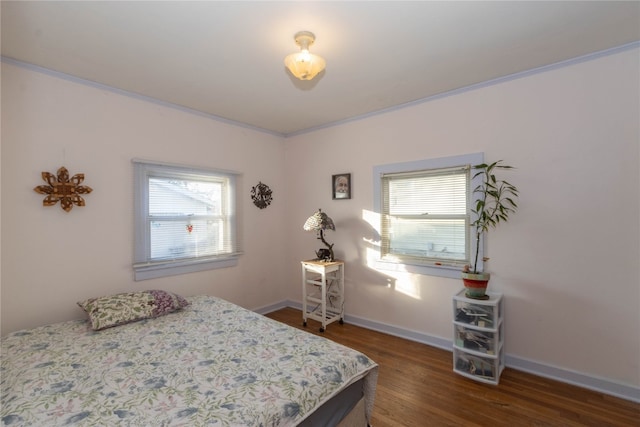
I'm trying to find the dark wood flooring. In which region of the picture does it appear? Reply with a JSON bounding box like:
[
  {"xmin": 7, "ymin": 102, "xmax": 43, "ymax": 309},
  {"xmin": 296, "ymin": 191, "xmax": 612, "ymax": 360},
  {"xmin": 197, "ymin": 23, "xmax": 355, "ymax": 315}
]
[{"xmin": 264, "ymin": 307, "xmax": 640, "ymax": 427}]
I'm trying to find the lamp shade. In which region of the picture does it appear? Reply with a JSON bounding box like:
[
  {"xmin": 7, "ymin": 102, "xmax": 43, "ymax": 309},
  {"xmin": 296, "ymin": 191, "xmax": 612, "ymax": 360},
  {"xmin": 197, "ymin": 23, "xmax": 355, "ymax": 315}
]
[
  {"xmin": 285, "ymin": 31, "xmax": 326, "ymax": 81},
  {"xmin": 303, "ymin": 209, "xmax": 335, "ymax": 231}
]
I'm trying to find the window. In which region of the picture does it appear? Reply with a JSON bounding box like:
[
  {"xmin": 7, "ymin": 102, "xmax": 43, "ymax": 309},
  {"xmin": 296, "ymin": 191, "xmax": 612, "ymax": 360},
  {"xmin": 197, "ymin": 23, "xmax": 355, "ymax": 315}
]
[
  {"xmin": 133, "ymin": 160, "xmax": 242, "ymax": 281},
  {"xmin": 373, "ymin": 153, "xmax": 483, "ymax": 278}
]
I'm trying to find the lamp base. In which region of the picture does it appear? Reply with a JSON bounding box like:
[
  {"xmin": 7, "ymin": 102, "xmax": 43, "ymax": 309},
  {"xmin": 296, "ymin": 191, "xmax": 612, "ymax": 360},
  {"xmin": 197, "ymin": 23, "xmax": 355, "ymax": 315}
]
[{"xmin": 315, "ymin": 248, "xmax": 332, "ymax": 261}]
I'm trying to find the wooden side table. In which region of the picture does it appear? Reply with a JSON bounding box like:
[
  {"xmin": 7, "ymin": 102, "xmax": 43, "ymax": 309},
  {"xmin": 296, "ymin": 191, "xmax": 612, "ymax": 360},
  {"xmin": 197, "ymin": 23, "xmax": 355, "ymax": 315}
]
[{"xmin": 301, "ymin": 259, "xmax": 345, "ymax": 332}]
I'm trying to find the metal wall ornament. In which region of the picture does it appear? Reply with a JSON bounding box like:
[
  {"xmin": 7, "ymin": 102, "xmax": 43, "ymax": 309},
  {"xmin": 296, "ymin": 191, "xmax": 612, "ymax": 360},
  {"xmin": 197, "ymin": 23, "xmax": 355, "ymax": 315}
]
[
  {"xmin": 250, "ymin": 181, "xmax": 273, "ymax": 209},
  {"xmin": 34, "ymin": 166, "xmax": 93, "ymax": 212}
]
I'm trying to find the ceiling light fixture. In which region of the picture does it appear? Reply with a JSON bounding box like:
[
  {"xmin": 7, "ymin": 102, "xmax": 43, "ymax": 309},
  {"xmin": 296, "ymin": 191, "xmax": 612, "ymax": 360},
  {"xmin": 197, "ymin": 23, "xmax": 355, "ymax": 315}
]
[{"xmin": 284, "ymin": 31, "xmax": 326, "ymax": 81}]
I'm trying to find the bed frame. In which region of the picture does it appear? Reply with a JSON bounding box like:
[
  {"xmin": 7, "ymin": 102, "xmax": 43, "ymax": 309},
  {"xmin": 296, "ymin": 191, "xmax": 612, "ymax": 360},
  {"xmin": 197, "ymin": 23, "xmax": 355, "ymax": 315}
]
[{"xmin": 1, "ymin": 295, "xmax": 377, "ymax": 426}]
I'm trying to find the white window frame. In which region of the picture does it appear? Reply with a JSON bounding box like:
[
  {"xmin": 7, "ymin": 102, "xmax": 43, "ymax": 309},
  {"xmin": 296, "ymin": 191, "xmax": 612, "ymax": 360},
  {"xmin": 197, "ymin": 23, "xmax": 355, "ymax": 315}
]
[
  {"xmin": 133, "ymin": 159, "xmax": 242, "ymax": 281},
  {"xmin": 373, "ymin": 153, "xmax": 484, "ymax": 279}
]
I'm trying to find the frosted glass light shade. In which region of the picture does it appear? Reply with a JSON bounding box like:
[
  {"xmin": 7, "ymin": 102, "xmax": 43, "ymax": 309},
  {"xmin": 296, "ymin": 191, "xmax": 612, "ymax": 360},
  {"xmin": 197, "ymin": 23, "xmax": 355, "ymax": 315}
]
[
  {"xmin": 284, "ymin": 51, "xmax": 326, "ymax": 80},
  {"xmin": 284, "ymin": 31, "xmax": 326, "ymax": 81}
]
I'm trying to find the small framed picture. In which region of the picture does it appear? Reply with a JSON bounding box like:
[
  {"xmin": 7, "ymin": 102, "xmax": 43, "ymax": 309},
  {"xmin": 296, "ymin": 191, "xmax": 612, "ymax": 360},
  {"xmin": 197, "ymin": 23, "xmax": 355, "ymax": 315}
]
[{"xmin": 332, "ymin": 173, "xmax": 351, "ymax": 200}]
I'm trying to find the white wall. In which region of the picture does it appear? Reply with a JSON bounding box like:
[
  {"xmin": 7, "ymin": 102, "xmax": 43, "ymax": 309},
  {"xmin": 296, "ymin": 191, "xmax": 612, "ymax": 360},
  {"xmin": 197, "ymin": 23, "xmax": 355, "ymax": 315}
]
[
  {"xmin": 2, "ymin": 47, "xmax": 638, "ymax": 397},
  {"xmin": 1, "ymin": 62, "xmax": 288, "ymax": 334},
  {"xmin": 284, "ymin": 47, "xmax": 639, "ymax": 390}
]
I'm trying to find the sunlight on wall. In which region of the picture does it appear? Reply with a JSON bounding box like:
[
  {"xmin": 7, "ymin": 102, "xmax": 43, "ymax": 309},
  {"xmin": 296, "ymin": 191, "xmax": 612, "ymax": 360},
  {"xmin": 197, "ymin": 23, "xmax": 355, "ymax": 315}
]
[
  {"xmin": 391, "ymin": 271, "xmax": 423, "ymax": 299},
  {"xmin": 362, "ymin": 209, "xmax": 423, "ymax": 300},
  {"xmin": 362, "ymin": 209, "xmax": 381, "ymax": 234}
]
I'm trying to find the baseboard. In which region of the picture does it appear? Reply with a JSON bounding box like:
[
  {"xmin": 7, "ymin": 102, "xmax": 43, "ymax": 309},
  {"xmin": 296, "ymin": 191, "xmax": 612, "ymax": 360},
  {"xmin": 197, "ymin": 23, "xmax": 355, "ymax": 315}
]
[
  {"xmin": 256, "ymin": 300, "xmax": 640, "ymax": 403},
  {"xmin": 504, "ymin": 355, "xmax": 640, "ymax": 404},
  {"xmin": 253, "ymin": 300, "xmax": 292, "ymax": 316}
]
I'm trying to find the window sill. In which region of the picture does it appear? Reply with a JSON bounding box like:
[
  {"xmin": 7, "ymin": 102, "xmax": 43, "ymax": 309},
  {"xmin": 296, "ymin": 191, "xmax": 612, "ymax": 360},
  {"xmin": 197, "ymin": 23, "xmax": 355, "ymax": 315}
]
[
  {"xmin": 134, "ymin": 255, "xmax": 239, "ymax": 281},
  {"xmin": 374, "ymin": 259, "xmax": 462, "ymax": 279}
]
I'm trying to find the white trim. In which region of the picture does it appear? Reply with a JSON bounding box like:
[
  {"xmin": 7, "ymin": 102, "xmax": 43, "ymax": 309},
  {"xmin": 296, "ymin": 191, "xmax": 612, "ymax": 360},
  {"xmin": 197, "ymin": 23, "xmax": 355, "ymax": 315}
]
[
  {"xmin": 133, "ymin": 160, "xmax": 242, "ymax": 281},
  {"xmin": 253, "ymin": 300, "xmax": 291, "ymax": 316},
  {"xmin": 131, "ymin": 158, "xmax": 240, "ymax": 177},
  {"xmin": 134, "ymin": 257, "xmax": 239, "ymax": 281},
  {"xmin": 283, "ymin": 41, "xmax": 640, "ymax": 137},
  {"xmin": 0, "ymin": 57, "xmax": 284, "ymax": 138},
  {"xmin": 373, "ymin": 152, "xmax": 484, "ymax": 278},
  {"xmin": 373, "ymin": 258, "xmax": 462, "ymax": 279},
  {"xmin": 503, "ymin": 354, "xmax": 640, "ymax": 404},
  {"xmin": 3, "ymin": 41, "xmax": 638, "ymax": 138},
  {"xmin": 264, "ymin": 300, "xmax": 640, "ymax": 403}
]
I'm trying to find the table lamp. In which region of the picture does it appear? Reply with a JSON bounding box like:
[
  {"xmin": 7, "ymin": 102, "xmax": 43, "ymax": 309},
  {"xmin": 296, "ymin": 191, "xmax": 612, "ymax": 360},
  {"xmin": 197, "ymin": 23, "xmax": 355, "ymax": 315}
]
[{"xmin": 303, "ymin": 208, "xmax": 335, "ymax": 261}]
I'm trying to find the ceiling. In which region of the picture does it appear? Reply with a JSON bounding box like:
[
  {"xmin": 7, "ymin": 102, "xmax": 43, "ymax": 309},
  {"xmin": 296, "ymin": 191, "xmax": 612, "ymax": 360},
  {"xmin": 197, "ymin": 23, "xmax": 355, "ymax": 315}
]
[{"xmin": 2, "ymin": 1, "xmax": 639, "ymax": 137}]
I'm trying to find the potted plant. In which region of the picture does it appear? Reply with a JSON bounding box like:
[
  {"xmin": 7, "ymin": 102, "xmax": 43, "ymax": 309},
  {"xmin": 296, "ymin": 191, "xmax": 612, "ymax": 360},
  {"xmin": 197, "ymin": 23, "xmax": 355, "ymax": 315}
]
[{"xmin": 462, "ymin": 160, "xmax": 519, "ymax": 299}]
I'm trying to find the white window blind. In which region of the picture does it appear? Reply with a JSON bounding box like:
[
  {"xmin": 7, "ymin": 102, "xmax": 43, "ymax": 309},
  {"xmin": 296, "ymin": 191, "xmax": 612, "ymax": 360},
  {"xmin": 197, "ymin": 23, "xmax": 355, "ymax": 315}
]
[
  {"xmin": 133, "ymin": 160, "xmax": 242, "ymax": 280},
  {"xmin": 381, "ymin": 165, "xmax": 470, "ymax": 266}
]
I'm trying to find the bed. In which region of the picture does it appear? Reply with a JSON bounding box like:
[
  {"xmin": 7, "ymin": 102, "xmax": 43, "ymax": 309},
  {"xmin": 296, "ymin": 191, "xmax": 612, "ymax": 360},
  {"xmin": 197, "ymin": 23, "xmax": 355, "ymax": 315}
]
[{"xmin": 1, "ymin": 293, "xmax": 378, "ymax": 426}]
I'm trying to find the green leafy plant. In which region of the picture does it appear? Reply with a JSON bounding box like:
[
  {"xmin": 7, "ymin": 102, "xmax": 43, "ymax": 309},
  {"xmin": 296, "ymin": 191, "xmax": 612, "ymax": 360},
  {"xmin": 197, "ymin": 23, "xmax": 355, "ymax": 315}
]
[{"xmin": 467, "ymin": 160, "xmax": 519, "ymax": 274}]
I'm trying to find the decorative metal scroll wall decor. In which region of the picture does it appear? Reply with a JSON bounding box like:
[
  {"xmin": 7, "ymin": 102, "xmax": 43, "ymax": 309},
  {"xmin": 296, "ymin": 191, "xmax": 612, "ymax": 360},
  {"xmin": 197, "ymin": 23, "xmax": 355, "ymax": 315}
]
[
  {"xmin": 34, "ymin": 166, "xmax": 93, "ymax": 212},
  {"xmin": 250, "ymin": 181, "xmax": 273, "ymax": 209}
]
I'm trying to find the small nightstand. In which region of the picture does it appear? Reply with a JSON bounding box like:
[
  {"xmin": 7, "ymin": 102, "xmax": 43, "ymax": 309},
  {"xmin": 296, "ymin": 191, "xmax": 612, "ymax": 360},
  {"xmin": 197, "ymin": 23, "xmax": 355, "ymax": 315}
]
[{"xmin": 301, "ymin": 259, "xmax": 345, "ymax": 332}]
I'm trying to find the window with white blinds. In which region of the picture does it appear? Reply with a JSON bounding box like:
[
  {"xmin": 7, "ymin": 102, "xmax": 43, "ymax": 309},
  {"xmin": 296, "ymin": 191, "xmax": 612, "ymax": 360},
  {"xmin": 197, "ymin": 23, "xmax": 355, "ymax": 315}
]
[
  {"xmin": 133, "ymin": 160, "xmax": 242, "ymax": 281},
  {"xmin": 381, "ymin": 166, "xmax": 469, "ymax": 263},
  {"xmin": 374, "ymin": 153, "xmax": 483, "ymax": 278}
]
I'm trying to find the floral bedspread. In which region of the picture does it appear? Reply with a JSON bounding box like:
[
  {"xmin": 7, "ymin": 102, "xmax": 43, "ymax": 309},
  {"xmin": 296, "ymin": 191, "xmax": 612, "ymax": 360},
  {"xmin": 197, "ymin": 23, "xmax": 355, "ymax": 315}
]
[{"xmin": 1, "ymin": 296, "xmax": 377, "ymax": 426}]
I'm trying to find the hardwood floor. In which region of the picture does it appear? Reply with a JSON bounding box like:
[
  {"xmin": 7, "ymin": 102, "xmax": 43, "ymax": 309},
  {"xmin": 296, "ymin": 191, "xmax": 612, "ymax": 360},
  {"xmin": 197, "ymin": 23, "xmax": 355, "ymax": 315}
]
[{"xmin": 264, "ymin": 307, "xmax": 639, "ymax": 427}]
